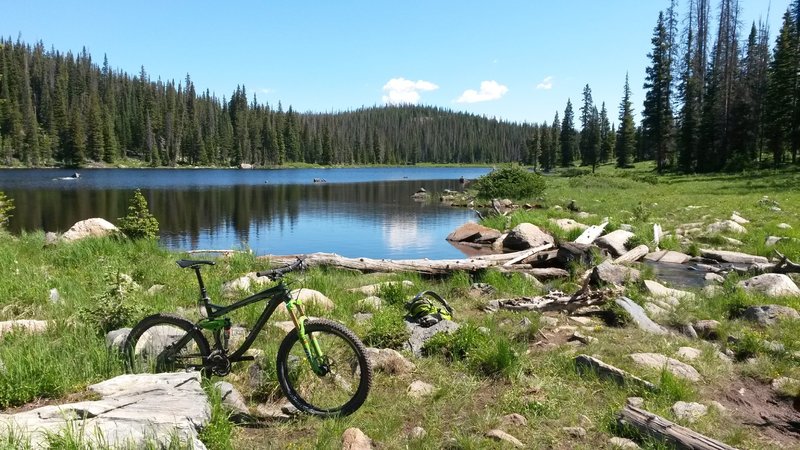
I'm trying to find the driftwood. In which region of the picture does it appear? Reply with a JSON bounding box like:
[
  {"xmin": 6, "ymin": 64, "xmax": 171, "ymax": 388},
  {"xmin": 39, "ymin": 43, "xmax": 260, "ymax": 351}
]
[
  {"xmin": 574, "ymin": 355, "xmax": 657, "ymax": 391},
  {"xmin": 614, "ymin": 245, "xmax": 650, "ymax": 263},
  {"xmin": 574, "ymin": 221, "xmax": 608, "ymax": 245},
  {"xmin": 487, "ymin": 287, "xmax": 613, "ymax": 313},
  {"xmin": 262, "ymin": 247, "xmax": 556, "ymax": 275},
  {"xmin": 770, "ymin": 251, "xmax": 800, "ymax": 274},
  {"xmin": 617, "ymin": 405, "xmax": 739, "ymax": 450}
]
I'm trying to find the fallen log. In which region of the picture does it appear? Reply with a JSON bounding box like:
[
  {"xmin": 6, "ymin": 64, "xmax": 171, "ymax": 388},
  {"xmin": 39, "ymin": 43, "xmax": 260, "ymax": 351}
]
[
  {"xmin": 574, "ymin": 221, "xmax": 608, "ymax": 245},
  {"xmin": 617, "ymin": 405, "xmax": 739, "ymax": 450},
  {"xmin": 487, "ymin": 287, "xmax": 613, "ymax": 313},
  {"xmin": 261, "ymin": 246, "xmax": 558, "ymax": 276}
]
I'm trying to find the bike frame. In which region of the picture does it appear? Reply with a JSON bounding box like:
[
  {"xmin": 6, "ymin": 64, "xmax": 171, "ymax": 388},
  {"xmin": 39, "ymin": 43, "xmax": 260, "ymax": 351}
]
[{"xmin": 173, "ymin": 266, "xmax": 326, "ymax": 374}]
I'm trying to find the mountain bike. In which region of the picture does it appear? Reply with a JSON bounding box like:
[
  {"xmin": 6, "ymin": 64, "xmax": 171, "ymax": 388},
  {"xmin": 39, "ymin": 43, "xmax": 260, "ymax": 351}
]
[{"xmin": 123, "ymin": 258, "xmax": 372, "ymax": 417}]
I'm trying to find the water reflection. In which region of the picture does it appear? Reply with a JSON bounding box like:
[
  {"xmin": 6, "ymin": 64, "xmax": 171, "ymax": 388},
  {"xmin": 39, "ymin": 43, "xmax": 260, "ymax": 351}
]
[{"xmin": 4, "ymin": 176, "xmax": 480, "ymax": 259}]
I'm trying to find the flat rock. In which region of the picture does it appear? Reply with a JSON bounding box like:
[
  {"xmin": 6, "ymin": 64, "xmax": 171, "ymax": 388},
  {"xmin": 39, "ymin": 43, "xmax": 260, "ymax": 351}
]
[
  {"xmin": 342, "ymin": 427, "xmax": 372, "ymax": 450},
  {"xmin": 643, "ymin": 279, "xmax": 695, "ymax": 300},
  {"xmin": 446, "ymin": 222, "xmax": 501, "ymax": 243},
  {"xmin": 629, "ymin": 353, "xmax": 701, "ymax": 382},
  {"xmin": 595, "ymin": 229, "xmax": 635, "ymax": 257},
  {"xmin": 272, "ymin": 321, "xmax": 296, "ymax": 333},
  {"xmin": 591, "ymin": 262, "xmax": 641, "ymax": 287},
  {"xmin": 0, "ymin": 372, "xmax": 210, "ymax": 449},
  {"xmin": 366, "ymin": 347, "xmax": 415, "ymax": 375},
  {"xmin": 692, "ymin": 320, "xmax": 720, "ymax": 339},
  {"xmin": 777, "ymin": 223, "xmax": 792, "ymax": 230},
  {"xmin": 671, "ymin": 401, "xmax": 707, "ymax": 423},
  {"xmin": 741, "ymin": 304, "xmax": 800, "ymax": 326},
  {"xmin": 502, "ymin": 223, "xmax": 555, "ymax": 251},
  {"xmin": 562, "ymin": 426, "xmax": 586, "ymax": 438},
  {"xmin": 644, "ymin": 250, "xmax": 691, "ymax": 264},
  {"xmin": 765, "ymin": 236, "xmax": 783, "ymax": 246},
  {"xmin": 614, "ymin": 245, "xmax": 649, "ymax": 263},
  {"xmin": 700, "ymin": 249, "xmax": 768, "ymax": 264},
  {"xmin": 0, "ymin": 319, "xmax": 48, "ymax": 338},
  {"xmin": 771, "ymin": 377, "xmax": 800, "ymax": 395},
  {"xmin": 706, "ymin": 220, "xmax": 747, "ymax": 234},
  {"xmin": 615, "ymin": 297, "xmax": 668, "ymax": 335},
  {"xmin": 407, "ymin": 380, "xmax": 436, "ymax": 399},
  {"xmin": 254, "ymin": 403, "xmax": 292, "ymax": 420},
  {"xmin": 62, "ymin": 218, "xmax": 119, "ymax": 242},
  {"xmin": 485, "ymin": 429, "xmax": 524, "ymax": 448},
  {"xmin": 348, "ymin": 280, "xmax": 414, "ymax": 296},
  {"xmin": 643, "ymin": 302, "xmax": 668, "ymax": 318},
  {"xmin": 358, "ymin": 296, "xmax": 383, "ymax": 310},
  {"xmin": 737, "ymin": 273, "xmax": 800, "ymax": 297},
  {"xmin": 549, "ymin": 218, "xmax": 588, "ymax": 232}
]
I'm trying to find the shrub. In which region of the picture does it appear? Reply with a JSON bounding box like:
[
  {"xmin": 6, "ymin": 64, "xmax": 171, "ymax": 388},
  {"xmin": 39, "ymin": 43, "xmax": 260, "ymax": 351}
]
[
  {"xmin": 377, "ymin": 281, "xmax": 412, "ymax": 307},
  {"xmin": 423, "ymin": 323, "xmax": 488, "ymax": 360},
  {"xmin": 471, "ymin": 166, "xmax": 546, "ymax": 201},
  {"xmin": 78, "ymin": 270, "xmax": 145, "ymax": 333},
  {"xmin": 0, "ymin": 191, "xmax": 13, "ymax": 229},
  {"xmin": 117, "ymin": 189, "xmax": 159, "ymax": 239},
  {"xmin": 363, "ymin": 307, "xmax": 410, "ymax": 349}
]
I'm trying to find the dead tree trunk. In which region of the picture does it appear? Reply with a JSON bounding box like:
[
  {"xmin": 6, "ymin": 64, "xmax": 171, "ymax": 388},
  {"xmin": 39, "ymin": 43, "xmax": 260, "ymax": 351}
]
[{"xmin": 617, "ymin": 405, "xmax": 740, "ymax": 450}]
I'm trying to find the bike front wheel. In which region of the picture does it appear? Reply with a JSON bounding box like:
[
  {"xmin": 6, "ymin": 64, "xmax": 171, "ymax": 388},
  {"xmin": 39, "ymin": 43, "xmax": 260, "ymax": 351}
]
[
  {"xmin": 123, "ymin": 313, "xmax": 210, "ymax": 375},
  {"xmin": 276, "ymin": 319, "xmax": 372, "ymax": 417}
]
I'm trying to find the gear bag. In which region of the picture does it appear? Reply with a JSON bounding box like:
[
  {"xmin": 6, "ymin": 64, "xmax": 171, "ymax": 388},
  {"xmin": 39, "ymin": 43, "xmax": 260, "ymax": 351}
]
[{"xmin": 404, "ymin": 290, "xmax": 454, "ymax": 328}]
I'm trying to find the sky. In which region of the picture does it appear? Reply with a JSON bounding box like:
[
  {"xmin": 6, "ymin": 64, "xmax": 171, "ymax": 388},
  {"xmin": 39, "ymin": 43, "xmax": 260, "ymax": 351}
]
[{"xmin": 0, "ymin": 0, "xmax": 791, "ymax": 125}]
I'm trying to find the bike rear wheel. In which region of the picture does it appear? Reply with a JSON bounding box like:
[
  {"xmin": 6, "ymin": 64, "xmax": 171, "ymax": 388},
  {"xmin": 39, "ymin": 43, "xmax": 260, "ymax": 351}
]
[
  {"xmin": 123, "ymin": 313, "xmax": 210, "ymax": 375},
  {"xmin": 276, "ymin": 319, "xmax": 372, "ymax": 417}
]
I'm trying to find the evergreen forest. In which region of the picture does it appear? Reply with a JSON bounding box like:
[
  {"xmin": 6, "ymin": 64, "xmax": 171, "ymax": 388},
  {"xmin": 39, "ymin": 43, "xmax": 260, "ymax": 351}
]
[{"xmin": 1, "ymin": 0, "xmax": 800, "ymax": 172}]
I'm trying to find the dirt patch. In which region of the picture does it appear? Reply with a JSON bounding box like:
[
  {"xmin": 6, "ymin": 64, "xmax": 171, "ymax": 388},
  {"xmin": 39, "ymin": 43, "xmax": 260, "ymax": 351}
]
[
  {"xmin": 1, "ymin": 390, "xmax": 100, "ymax": 414},
  {"xmin": 717, "ymin": 378, "xmax": 800, "ymax": 447}
]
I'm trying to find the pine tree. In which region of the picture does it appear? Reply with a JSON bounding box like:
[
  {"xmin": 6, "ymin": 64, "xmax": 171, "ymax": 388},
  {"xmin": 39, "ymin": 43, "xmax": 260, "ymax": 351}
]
[
  {"xmin": 642, "ymin": 11, "xmax": 674, "ymax": 172},
  {"xmin": 599, "ymin": 102, "xmax": 612, "ymax": 162},
  {"xmin": 560, "ymin": 99, "xmax": 576, "ymax": 167},
  {"xmin": 616, "ymin": 74, "xmax": 637, "ymax": 168},
  {"xmin": 766, "ymin": 10, "xmax": 795, "ymax": 166},
  {"xmin": 579, "ymin": 84, "xmax": 595, "ymax": 165}
]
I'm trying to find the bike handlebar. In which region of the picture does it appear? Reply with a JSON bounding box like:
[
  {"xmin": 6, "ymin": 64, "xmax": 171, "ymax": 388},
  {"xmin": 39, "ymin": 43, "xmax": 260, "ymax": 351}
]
[{"xmin": 256, "ymin": 258, "xmax": 306, "ymax": 279}]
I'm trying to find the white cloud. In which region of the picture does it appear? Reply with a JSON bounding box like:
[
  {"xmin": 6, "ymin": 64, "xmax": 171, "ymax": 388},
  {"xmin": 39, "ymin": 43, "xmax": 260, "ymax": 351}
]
[
  {"xmin": 259, "ymin": 88, "xmax": 274, "ymax": 95},
  {"xmin": 456, "ymin": 80, "xmax": 508, "ymax": 103},
  {"xmin": 536, "ymin": 76, "xmax": 554, "ymax": 90},
  {"xmin": 382, "ymin": 78, "xmax": 439, "ymax": 105}
]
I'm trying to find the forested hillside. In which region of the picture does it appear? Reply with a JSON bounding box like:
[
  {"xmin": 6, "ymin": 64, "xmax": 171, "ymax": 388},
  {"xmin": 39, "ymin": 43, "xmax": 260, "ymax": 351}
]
[{"xmin": 0, "ymin": 39, "xmax": 531, "ymax": 168}]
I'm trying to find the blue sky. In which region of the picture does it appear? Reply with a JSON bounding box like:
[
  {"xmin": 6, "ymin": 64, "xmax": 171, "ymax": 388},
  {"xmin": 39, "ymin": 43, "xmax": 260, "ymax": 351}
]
[{"xmin": 0, "ymin": 0, "xmax": 790, "ymax": 124}]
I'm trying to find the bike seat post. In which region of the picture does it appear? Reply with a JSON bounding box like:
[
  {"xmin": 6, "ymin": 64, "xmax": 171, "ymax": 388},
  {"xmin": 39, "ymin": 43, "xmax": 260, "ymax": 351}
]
[{"xmin": 193, "ymin": 267, "xmax": 211, "ymax": 315}]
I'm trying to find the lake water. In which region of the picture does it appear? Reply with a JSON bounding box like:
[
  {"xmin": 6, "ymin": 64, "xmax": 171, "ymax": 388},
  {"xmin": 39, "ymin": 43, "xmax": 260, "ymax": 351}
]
[{"xmin": 0, "ymin": 167, "xmax": 491, "ymax": 259}]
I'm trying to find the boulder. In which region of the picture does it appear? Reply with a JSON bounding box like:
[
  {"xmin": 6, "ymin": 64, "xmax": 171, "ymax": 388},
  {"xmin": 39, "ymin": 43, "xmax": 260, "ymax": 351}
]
[
  {"xmin": 501, "ymin": 413, "xmax": 528, "ymax": 427},
  {"xmin": 358, "ymin": 296, "xmax": 383, "ymax": 310},
  {"xmin": 706, "ymin": 220, "xmax": 747, "ymax": 234},
  {"xmin": 407, "ymin": 380, "xmax": 436, "ymax": 399},
  {"xmin": 274, "ymin": 289, "xmax": 334, "ymax": 315},
  {"xmin": 0, "ymin": 319, "xmax": 48, "ymax": 338},
  {"xmin": 615, "ymin": 298, "xmax": 668, "ymax": 335},
  {"xmin": 342, "ymin": 427, "xmax": 373, "ymax": 450},
  {"xmin": 629, "ymin": 353, "xmax": 701, "ymax": 382},
  {"xmin": 485, "ymin": 429, "xmax": 524, "ymax": 448},
  {"xmin": 644, "ymin": 250, "xmax": 691, "ymax": 264},
  {"xmin": 609, "ymin": 437, "xmax": 641, "ymax": 449},
  {"xmin": 737, "ymin": 273, "xmax": 800, "ymax": 297},
  {"xmin": 643, "ymin": 280, "xmax": 695, "ymax": 301},
  {"xmin": 105, "ymin": 328, "xmax": 131, "ymax": 351},
  {"xmin": 590, "ymin": 262, "xmax": 641, "ymax": 287},
  {"xmin": 502, "ymin": 223, "xmax": 555, "ymax": 251},
  {"xmin": 671, "ymin": 401, "xmax": 707, "ymax": 423},
  {"xmin": 777, "ymin": 223, "xmax": 792, "ymax": 229},
  {"xmin": 676, "ymin": 347, "xmax": 702, "ymax": 361},
  {"xmin": 595, "ymin": 230, "xmax": 635, "ymax": 257},
  {"xmin": 62, "ymin": 218, "xmax": 119, "ymax": 242},
  {"xmin": 44, "ymin": 231, "xmax": 60, "ymax": 246},
  {"xmin": 409, "ymin": 426, "xmax": 427, "ymax": 439},
  {"xmin": 700, "ymin": 249, "xmax": 768, "ymax": 264},
  {"xmin": 239, "ymin": 163, "xmax": 253, "ymax": 169},
  {"xmin": 549, "ymin": 218, "xmax": 588, "ymax": 232},
  {"xmin": 0, "ymin": 372, "xmax": 210, "ymax": 449},
  {"xmin": 765, "ymin": 236, "xmax": 783, "ymax": 246},
  {"xmin": 366, "ymin": 348, "xmax": 415, "ymax": 375},
  {"xmin": 741, "ymin": 305, "xmax": 800, "ymax": 326},
  {"xmin": 214, "ymin": 381, "xmax": 250, "ymax": 417},
  {"xmin": 446, "ymin": 222, "xmax": 501, "ymax": 243},
  {"xmin": 692, "ymin": 320, "xmax": 721, "ymax": 339},
  {"xmin": 562, "ymin": 427, "xmax": 587, "ymax": 439},
  {"xmin": 405, "ymin": 320, "xmax": 460, "ymax": 356},
  {"xmin": 730, "ymin": 213, "xmax": 749, "ymax": 224},
  {"xmin": 348, "ymin": 280, "xmax": 414, "ymax": 296}
]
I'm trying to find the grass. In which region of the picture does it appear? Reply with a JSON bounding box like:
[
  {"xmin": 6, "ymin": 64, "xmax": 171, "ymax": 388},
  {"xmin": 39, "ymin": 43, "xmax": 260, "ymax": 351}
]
[{"xmin": 1, "ymin": 164, "xmax": 800, "ymax": 449}]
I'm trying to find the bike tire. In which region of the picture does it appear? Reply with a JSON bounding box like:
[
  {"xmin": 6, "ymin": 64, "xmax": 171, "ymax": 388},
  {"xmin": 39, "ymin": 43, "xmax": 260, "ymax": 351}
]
[
  {"xmin": 123, "ymin": 313, "xmax": 211, "ymax": 376},
  {"xmin": 276, "ymin": 319, "xmax": 372, "ymax": 417}
]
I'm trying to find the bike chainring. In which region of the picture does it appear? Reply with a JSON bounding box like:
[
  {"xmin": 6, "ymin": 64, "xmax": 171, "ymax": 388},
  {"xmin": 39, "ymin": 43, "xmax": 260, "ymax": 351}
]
[{"xmin": 208, "ymin": 350, "xmax": 232, "ymax": 376}]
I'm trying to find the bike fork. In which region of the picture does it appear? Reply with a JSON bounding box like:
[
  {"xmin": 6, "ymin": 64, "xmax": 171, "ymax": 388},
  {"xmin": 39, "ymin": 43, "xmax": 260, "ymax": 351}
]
[{"xmin": 286, "ymin": 301, "xmax": 327, "ymax": 375}]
